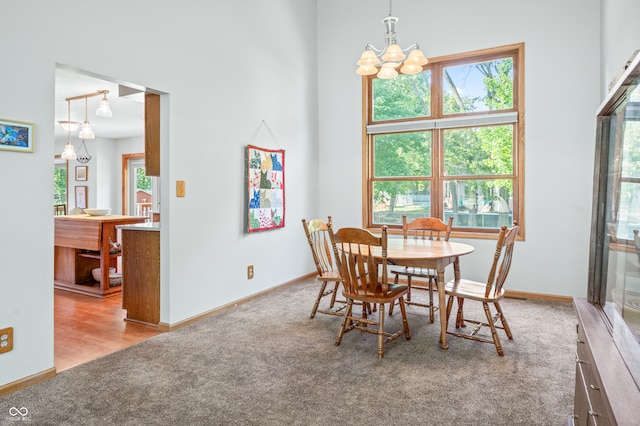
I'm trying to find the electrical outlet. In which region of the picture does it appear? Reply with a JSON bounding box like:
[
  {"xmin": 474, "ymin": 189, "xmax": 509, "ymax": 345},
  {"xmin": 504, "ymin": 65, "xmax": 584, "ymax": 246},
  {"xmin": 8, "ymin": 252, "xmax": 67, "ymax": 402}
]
[
  {"xmin": 0, "ymin": 327, "xmax": 13, "ymax": 354},
  {"xmin": 247, "ymin": 265, "xmax": 254, "ymax": 280}
]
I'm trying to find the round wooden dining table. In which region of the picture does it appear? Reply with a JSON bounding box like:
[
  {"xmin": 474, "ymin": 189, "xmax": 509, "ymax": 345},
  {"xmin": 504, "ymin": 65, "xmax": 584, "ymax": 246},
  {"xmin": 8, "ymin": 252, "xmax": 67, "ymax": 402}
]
[{"xmin": 383, "ymin": 238, "xmax": 475, "ymax": 350}]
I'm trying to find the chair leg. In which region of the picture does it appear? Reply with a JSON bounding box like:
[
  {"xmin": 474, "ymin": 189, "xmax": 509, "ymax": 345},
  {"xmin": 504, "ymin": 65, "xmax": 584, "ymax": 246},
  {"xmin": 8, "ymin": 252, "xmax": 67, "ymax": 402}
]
[
  {"xmin": 310, "ymin": 281, "xmax": 329, "ymax": 319},
  {"xmin": 407, "ymin": 276, "xmax": 413, "ymax": 302},
  {"xmin": 336, "ymin": 300, "xmax": 354, "ymax": 346},
  {"xmin": 483, "ymin": 302, "xmax": 504, "ymax": 356},
  {"xmin": 494, "ymin": 302, "xmax": 513, "ymax": 339},
  {"xmin": 398, "ymin": 297, "xmax": 410, "ymax": 340},
  {"xmin": 388, "ymin": 274, "xmax": 402, "ymax": 316},
  {"xmin": 455, "ymin": 297, "xmax": 465, "ymax": 329},
  {"xmin": 328, "ymin": 282, "xmax": 340, "ymax": 308},
  {"xmin": 377, "ymin": 303, "xmax": 385, "ymax": 359},
  {"xmin": 428, "ymin": 277, "xmax": 435, "ymax": 324},
  {"xmin": 443, "ymin": 295, "xmax": 455, "ymax": 346}
]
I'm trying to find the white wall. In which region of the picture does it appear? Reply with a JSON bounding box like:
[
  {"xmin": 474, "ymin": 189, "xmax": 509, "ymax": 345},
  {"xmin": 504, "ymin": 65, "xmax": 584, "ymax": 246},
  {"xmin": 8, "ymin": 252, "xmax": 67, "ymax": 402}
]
[
  {"xmin": 317, "ymin": 0, "xmax": 601, "ymax": 297},
  {"xmin": 3, "ymin": 0, "xmax": 630, "ymax": 392},
  {"xmin": 601, "ymin": 0, "xmax": 640, "ymax": 96},
  {"xmin": 0, "ymin": 0, "xmax": 319, "ymax": 389}
]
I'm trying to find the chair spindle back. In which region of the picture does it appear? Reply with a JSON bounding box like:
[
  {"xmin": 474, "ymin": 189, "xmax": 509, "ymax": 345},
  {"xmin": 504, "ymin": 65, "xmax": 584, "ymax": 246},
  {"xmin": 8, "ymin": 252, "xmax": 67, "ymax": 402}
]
[
  {"xmin": 403, "ymin": 216, "xmax": 454, "ymax": 241},
  {"xmin": 485, "ymin": 221, "xmax": 519, "ymax": 297},
  {"xmin": 302, "ymin": 216, "xmax": 335, "ymax": 276},
  {"xmin": 328, "ymin": 225, "xmax": 389, "ymax": 295}
]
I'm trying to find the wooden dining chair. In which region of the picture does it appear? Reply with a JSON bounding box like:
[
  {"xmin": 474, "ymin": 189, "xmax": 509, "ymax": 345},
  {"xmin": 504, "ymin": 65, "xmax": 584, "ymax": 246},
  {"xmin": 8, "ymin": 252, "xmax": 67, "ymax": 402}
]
[
  {"xmin": 443, "ymin": 221, "xmax": 519, "ymax": 356},
  {"xmin": 390, "ymin": 215, "xmax": 454, "ymax": 323},
  {"xmin": 328, "ymin": 224, "xmax": 410, "ymax": 359},
  {"xmin": 54, "ymin": 204, "xmax": 67, "ymax": 216},
  {"xmin": 302, "ymin": 217, "xmax": 346, "ymax": 318}
]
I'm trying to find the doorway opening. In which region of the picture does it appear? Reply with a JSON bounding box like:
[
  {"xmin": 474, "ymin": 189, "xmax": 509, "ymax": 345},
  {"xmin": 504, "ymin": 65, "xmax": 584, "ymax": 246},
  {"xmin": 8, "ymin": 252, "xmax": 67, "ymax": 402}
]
[{"xmin": 54, "ymin": 65, "xmax": 164, "ymax": 371}]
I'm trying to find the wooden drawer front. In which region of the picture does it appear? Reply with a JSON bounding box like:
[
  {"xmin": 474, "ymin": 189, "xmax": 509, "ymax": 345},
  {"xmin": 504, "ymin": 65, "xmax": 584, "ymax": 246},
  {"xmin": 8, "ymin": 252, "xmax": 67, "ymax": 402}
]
[
  {"xmin": 55, "ymin": 220, "xmax": 101, "ymax": 250},
  {"xmin": 575, "ymin": 329, "xmax": 612, "ymax": 425}
]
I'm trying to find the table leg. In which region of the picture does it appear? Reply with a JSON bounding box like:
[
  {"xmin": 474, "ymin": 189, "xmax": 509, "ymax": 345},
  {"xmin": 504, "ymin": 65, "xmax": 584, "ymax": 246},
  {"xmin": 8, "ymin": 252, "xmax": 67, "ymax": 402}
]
[{"xmin": 437, "ymin": 262, "xmax": 448, "ymax": 350}]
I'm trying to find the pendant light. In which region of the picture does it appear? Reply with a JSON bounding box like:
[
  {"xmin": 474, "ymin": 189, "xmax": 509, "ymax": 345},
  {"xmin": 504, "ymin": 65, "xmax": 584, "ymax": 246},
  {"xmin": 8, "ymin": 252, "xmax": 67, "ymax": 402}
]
[
  {"xmin": 60, "ymin": 100, "xmax": 77, "ymax": 160},
  {"xmin": 76, "ymin": 139, "xmax": 92, "ymax": 164},
  {"xmin": 96, "ymin": 92, "xmax": 112, "ymax": 117},
  {"xmin": 78, "ymin": 96, "xmax": 95, "ymax": 139}
]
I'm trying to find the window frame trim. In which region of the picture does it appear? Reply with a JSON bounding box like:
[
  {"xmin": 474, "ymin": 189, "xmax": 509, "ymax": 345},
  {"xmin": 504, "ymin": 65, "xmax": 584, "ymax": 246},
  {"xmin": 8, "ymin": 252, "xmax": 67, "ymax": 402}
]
[{"xmin": 361, "ymin": 43, "xmax": 525, "ymax": 239}]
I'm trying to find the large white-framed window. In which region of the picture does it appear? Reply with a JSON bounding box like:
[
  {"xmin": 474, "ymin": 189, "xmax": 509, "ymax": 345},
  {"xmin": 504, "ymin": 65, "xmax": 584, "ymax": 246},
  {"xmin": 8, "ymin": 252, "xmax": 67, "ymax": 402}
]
[{"xmin": 363, "ymin": 43, "xmax": 524, "ymax": 238}]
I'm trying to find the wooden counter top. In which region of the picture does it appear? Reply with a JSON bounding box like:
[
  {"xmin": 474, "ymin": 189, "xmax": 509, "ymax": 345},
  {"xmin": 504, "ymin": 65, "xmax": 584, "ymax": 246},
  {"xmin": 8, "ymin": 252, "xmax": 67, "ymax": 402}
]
[{"xmin": 54, "ymin": 214, "xmax": 148, "ymax": 297}]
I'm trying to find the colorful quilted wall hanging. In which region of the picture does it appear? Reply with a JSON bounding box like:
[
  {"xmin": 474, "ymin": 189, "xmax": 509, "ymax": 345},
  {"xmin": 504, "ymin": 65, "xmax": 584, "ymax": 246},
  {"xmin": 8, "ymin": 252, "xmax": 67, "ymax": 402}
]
[{"xmin": 247, "ymin": 145, "xmax": 285, "ymax": 232}]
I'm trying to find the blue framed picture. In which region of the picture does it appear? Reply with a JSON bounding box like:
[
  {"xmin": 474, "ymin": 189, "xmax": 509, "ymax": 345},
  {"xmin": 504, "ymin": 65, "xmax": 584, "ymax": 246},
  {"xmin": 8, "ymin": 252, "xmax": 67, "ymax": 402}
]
[{"xmin": 0, "ymin": 118, "xmax": 34, "ymax": 153}]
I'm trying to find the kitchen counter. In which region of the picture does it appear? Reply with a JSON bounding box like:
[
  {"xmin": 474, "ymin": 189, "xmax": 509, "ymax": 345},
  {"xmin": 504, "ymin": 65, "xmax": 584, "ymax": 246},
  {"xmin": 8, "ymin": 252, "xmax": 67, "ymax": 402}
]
[
  {"xmin": 116, "ymin": 222, "xmax": 160, "ymax": 231},
  {"xmin": 118, "ymin": 222, "xmax": 161, "ymax": 326},
  {"xmin": 54, "ymin": 214, "xmax": 148, "ymax": 297}
]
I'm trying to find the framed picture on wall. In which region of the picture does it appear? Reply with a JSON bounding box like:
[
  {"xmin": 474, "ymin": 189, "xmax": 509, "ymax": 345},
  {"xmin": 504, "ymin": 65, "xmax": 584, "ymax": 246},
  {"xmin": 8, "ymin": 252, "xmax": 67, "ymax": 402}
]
[
  {"xmin": 0, "ymin": 118, "xmax": 34, "ymax": 153},
  {"xmin": 75, "ymin": 165, "xmax": 88, "ymax": 181},
  {"xmin": 247, "ymin": 145, "xmax": 285, "ymax": 232},
  {"xmin": 75, "ymin": 186, "xmax": 88, "ymax": 209}
]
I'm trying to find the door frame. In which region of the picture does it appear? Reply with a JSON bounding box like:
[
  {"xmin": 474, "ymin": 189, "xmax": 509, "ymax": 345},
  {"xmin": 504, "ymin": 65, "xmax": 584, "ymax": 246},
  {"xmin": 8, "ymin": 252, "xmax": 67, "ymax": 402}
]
[{"xmin": 122, "ymin": 153, "xmax": 145, "ymax": 216}]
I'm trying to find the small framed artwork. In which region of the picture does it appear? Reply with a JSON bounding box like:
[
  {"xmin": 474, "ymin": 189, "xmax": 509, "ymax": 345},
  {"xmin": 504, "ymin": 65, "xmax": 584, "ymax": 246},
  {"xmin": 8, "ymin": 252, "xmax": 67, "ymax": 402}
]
[
  {"xmin": 75, "ymin": 165, "xmax": 88, "ymax": 181},
  {"xmin": 75, "ymin": 186, "xmax": 88, "ymax": 209},
  {"xmin": 0, "ymin": 118, "xmax": 34, "ymax": 153}
]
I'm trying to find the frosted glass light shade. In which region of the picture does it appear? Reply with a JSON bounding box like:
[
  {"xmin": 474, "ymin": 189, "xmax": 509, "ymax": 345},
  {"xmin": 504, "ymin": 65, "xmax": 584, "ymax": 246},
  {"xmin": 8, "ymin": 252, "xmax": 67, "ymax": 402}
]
[
  {"xmin": 400, "ymin": 63, "xmax": 423, "ymax": 75},
  {"xmin": 79, "ymin": 121, "xmax": 95, "ymax": 139},
  {"xmin": 357, "ymin": 64, "xmax": 379, "ymax": 76},
  {"xmin": 381, "ymin": 44, "xmax": 405, "ymax": 62},
  {"xmin": 377, "ymin": 66, "xmax": 398, "ymax": 79},
  {"xmin": 405, "ymin": 49, "xmax": 428, "ymax": 66},
  {"xmin": 357, "ymin": 50, "xmax": 380, "ymax": 66},
  {"xmin": 58, "ymin": 121, "xmax": 80, "ymax": 132},
  {"xmin": 61, "ymin": 142, "xmax": 77, "ymax": 160},
  {"xmin": 96, "ymin": 98, "xmax": 112, "ymax": 117}
]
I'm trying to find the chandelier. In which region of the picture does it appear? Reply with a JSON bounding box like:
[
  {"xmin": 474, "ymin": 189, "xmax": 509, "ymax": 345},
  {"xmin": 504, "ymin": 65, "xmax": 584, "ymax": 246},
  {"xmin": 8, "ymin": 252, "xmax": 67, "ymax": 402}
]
[
  {"xmin": 59, "ymin": 90, "xmax": 112, "ymax": 161},
  {"xmin": 356, "ymin": 0, "xmax": 428, "ymax": 79}
]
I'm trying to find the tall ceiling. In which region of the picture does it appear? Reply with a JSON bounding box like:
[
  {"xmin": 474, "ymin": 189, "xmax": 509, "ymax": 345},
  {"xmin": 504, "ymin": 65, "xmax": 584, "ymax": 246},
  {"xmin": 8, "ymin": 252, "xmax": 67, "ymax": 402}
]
[{"xmin": 54, "ymin": 68, "xmax": 145, "ymax": 141}]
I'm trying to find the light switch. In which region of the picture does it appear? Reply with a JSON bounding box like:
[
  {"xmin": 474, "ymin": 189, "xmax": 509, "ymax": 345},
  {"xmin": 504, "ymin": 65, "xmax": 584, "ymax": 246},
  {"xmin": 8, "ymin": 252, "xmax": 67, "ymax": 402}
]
[{"xmin": 176, "ymin": 180, "xmax": 185, "ymax": 197}]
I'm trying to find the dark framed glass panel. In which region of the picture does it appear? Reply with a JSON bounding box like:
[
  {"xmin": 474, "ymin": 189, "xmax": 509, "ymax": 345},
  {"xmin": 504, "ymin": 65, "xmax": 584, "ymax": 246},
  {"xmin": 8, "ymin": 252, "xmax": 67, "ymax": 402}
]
[{"xmin": 591, "ymin": 75, "xmax": 640, "ymax": 389}]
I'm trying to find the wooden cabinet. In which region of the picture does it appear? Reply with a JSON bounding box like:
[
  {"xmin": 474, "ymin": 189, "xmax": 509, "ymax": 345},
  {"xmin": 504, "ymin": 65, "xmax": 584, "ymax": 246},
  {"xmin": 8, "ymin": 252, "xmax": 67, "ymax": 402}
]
[
  {"xmin": 54, "ymin": 215, "xmax": 148, "ymax": 297},
  {"xmin": 572, "ymin": 298, "xmax": 640, "ymax": 425},
  {"xmin": 144, "ymin": 93, "xmax": 160, "ymax": 176},
  {"xmin": 120, "ymin": 225, "xmax": 160, "ymax": 326}
]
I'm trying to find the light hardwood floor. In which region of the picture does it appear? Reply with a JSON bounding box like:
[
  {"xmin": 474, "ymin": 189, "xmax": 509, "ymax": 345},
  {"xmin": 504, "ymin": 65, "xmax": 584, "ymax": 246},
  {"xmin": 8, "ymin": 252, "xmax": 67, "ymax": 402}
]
[{"xmin": 54, "ymin": 289, "xmax": 160, "ymax": 372}]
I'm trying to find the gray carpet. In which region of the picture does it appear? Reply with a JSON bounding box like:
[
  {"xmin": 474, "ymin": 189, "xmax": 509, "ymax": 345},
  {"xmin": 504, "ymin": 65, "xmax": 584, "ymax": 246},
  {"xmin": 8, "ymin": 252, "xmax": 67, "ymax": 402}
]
[{"xmin": 0, "ymin": 279, "xmax": 576, "ymax": 425}]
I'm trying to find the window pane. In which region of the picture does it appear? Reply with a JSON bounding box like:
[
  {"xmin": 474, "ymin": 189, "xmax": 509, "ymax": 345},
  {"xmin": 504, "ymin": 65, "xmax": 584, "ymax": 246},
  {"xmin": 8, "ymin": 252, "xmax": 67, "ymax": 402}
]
[
  {"xmin": 622, "ymin": 119, "xmax": 640, "ymax": 178},
  {"xmin": 372, "ymin": 71, "xmax": 431, "ymax": 121},
  {"xmin": 54, "ymin": 165, "xmax": 67, "ymax": 205},
  {"xmin": 372, "ymin": 180, "xmax": 431, "ymax": 225},
  {"xmin": 443, "ymin": 58, "xmax": 513, "ymax": 114},
  {"xmin": 374, "ymin": 132, "xmax": 432, "ymax": 177},
  {"xmin": 443, "ymin": 125, "xmax": 513, "ymax": 176},
  {"xmin": 443, "ymin": 179, "xmax": 513, "ymax": 229},
  {"xmin": 617, "ymin": 181, "xmax": 640, "ymax": 240}
]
